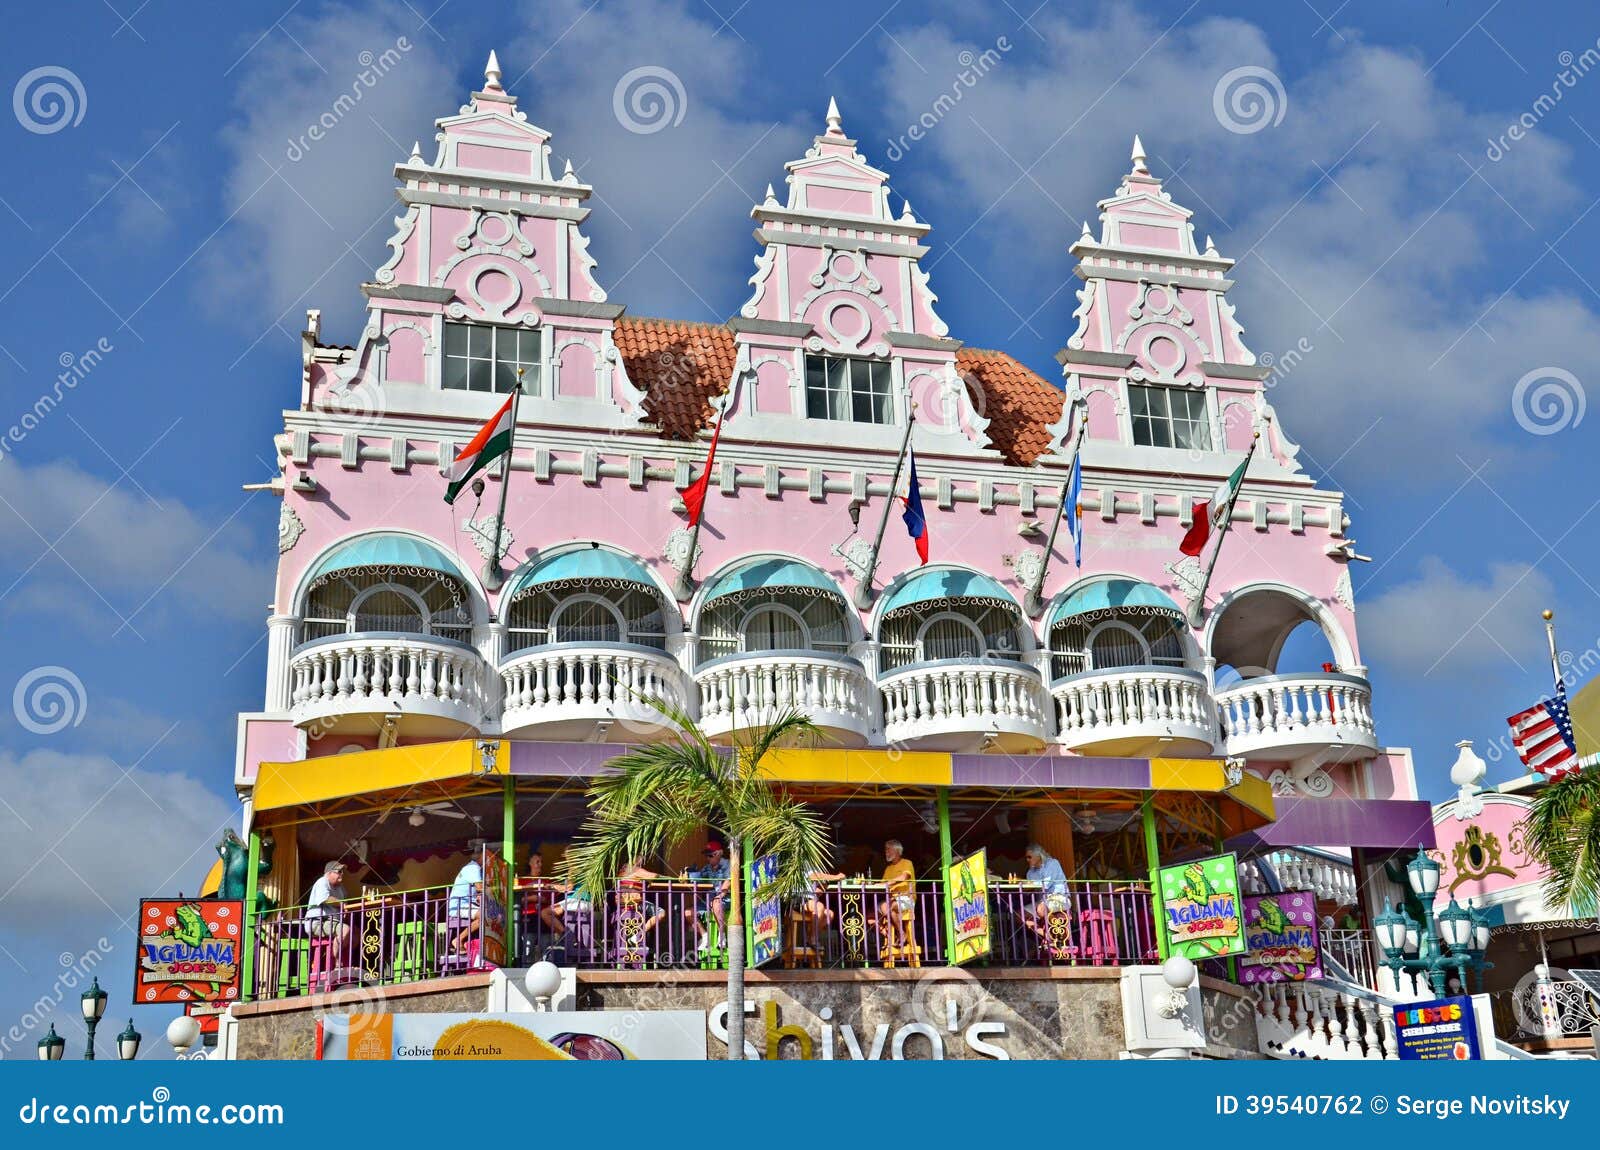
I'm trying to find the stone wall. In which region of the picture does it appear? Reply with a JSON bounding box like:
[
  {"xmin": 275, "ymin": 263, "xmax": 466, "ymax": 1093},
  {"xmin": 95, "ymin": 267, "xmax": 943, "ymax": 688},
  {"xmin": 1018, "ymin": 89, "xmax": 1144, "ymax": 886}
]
[
  {"xmin": 580, "ymin": 968, "xmax": 1257, "ymax": 1059},
  {"xmin": 229, "ymin": 974, "xmax": 492, "ymax": 1060}
]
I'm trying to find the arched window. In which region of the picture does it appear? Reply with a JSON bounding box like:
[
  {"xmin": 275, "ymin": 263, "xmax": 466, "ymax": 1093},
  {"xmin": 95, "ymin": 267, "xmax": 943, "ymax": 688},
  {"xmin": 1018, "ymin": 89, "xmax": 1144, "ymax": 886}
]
[
  {"xmin": 741, "ymin": 604, "xmax": 810, "ymax": 652},
  {"xmin": 916, "ymin": 613, "xmax": 986, "ymax": 661},
  {"xmin": 698, "ymin": 590, "xmax": 849, "ymax": 664},
  {"xmin": 504, "ymin": 583, "xmax": 666, "ymax": 654},
  {"xmin": 299, "ymin": 569, "xmax": 473, "ymax": 645},
  {"xmin": 879, "ymin": 601, "xmax": 1024, "ymax": 672},
  {"xmin": 1045, "ymin": 578, "xmax": 1189, "ymax": 680}
]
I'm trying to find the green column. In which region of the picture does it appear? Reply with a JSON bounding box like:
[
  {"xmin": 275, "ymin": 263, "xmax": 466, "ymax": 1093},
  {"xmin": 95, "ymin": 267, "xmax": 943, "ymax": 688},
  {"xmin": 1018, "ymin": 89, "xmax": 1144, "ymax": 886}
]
[
  {"xmin": 1141, "ymin": 797, "xmax": 1167, "ymax": 960},
  {"xmin": 937, "ymin": 788, "xmax": 954, "ymax": 963},
  {"xmin": 1216, "ymin": 834, "xmax": 1237, "ymax": 982},
  {"xmin": 242, "ymin": 829, "xmax": 262, "ymax": 1002},
  {"xmin": 502, "ymin": 778, "xmax": 517, "ymax": 962}
]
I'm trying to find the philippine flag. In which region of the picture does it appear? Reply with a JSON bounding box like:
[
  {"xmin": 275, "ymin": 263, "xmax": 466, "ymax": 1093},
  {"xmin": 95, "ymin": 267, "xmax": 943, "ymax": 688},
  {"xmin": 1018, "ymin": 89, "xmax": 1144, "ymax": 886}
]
[{"xmin": 900, "ymin": 447, "xmax": 929, "ymax": 564}]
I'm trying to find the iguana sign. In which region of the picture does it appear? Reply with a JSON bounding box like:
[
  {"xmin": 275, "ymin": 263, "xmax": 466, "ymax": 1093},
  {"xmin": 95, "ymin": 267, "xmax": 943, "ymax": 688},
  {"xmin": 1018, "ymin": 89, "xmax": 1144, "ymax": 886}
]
[
  {"xmin": 1156, "ymin": 854, "xmax": 1245, "ymax": 959},
  {"xmin": 135, "ymin": 898, "xmax": 242, "ymax": 1004}
]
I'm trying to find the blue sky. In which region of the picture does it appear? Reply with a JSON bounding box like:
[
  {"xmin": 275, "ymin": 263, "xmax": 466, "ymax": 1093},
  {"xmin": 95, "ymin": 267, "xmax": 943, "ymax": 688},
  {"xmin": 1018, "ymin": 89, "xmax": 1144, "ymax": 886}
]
[{"xmin": 3, "ymin": 0, "xmax": 1599, "ymax": 1053}]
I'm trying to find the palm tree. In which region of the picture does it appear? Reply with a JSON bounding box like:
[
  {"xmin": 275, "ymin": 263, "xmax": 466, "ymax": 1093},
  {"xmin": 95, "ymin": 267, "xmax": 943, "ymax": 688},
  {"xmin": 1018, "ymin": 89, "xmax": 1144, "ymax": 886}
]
[
  {"xmin": 1521, "ymin": 769, "xmax": 1600, "ymax": 918},
  {"xmin": 566, "ymin": 702, "xmax": 832, "ymax": 1060}
]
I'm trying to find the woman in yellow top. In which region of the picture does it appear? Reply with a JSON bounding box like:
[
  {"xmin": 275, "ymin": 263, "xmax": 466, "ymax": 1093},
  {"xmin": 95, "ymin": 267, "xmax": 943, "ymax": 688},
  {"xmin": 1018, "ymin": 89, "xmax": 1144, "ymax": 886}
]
[{"xmin": 877, "ymin": 839, "xmax": 917, "ymax": 950}]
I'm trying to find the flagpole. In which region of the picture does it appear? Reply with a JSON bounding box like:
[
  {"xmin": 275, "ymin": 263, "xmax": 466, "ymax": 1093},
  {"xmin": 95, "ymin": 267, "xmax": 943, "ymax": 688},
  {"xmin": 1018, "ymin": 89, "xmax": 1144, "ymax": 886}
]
[
  {"xmin": 479, "ymin": 370, "xmax": 523, "ymax": 592},
  {"xmin": 672, "ymin": 396, "xmax": 726, "ymax": 600},
  {"xmin": 1544, "ymin": 609, "xmax": 1563, "ymax": 690},
  {"xmin": 1184, "ymin": 431, "xmax": 1259, "ymax": 630},
  {"xmin": 1024, "ymin": 400, "xmax": 1087, "ymax": 617},
  {"xmin": 852, "ymin": 407, "xmax": 917, "ymax": 611}
]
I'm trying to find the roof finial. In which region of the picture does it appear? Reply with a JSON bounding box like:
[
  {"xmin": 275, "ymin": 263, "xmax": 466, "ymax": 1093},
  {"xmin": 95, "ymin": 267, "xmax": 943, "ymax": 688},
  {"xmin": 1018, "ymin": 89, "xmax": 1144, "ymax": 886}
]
[
  {"xmin": 825, "ymin": 96, "xmax": 844, "ymax": 136},
  {"xmin": 763, "ymin": 182, "xmax": 778, "ymax": 206},
  {"xmin": 561, "ymin": 158, "xmax": 578, "ymax": 185},
  {"xmin": 409, "ymin": 140, "xmax": 424, "ymax": 165},
  {"xmin": 484, "ymin": 50, "xmax": 504, "ymax": 93},
  {"xmin": 900, "ymin": 197, "xmax": 915, "ymax": 222},
  {"xmin": 1130, "ymin": 134, "xmax": 1148, "ymax": 175},
  {"xmin": 1204, "ymin": 234, "xmax": 1218, "ymax": 257},
  {"xmin": 1080, "ymin": 219, "xmax": 1092, "ymax": 241}
]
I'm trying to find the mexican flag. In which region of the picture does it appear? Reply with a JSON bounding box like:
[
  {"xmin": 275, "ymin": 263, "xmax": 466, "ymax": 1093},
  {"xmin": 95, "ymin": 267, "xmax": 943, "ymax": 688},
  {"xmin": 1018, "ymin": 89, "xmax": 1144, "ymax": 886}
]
[
  {"xmin": 1179, "ymin": 454, "xmax": 1249, "ymax": 558},
  {"xmin": 443, "ymin": 391, "xmax": 516, "ymax": 505}
]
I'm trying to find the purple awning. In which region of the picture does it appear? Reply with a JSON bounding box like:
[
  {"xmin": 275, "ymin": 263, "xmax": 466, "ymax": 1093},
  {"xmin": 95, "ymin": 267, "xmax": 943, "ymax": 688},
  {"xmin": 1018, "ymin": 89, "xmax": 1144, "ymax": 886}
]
[{"xmin": 1228, "ymin": 797, "xmax": 1436, "ymax": 851}]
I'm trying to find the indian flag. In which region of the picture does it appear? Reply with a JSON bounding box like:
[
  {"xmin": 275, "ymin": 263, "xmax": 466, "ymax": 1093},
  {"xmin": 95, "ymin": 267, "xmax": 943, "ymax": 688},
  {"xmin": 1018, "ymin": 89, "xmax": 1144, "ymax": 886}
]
[
  {"xmin": 1179, "ymin": 454, "xmax": 1249, "ymax": 558},
  {"xmin": 443, "ymin": 391, "xmax": 516, "ymax": 505}
]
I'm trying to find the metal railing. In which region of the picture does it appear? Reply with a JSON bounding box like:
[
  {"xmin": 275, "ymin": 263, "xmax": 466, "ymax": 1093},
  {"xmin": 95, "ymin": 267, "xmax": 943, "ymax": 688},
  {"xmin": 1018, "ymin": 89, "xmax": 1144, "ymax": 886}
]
[{"xmin": 984, "ymin": 881, "xmax": 1160, "ymax": 967}]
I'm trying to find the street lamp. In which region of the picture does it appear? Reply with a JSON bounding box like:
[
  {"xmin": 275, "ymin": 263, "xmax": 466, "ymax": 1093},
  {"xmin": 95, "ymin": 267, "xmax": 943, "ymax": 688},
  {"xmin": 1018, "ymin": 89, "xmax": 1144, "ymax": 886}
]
[
  {"xmin": 80, "ymin": 977, "xmax": 107, "ymax": 1060},
  {"xmin": 1373, "ymin": 899, "xmax": 1407, "ymax": 959},
  {"xmin": 37, "ymin": 1024, "xmax": 65, "ymax": 1060},
  {"xmin": 117, "ymin": 1020, "xmax": 142, "ymax": 1061},
  {"xmin": 166, "ymin": 1015, "xmax": 201, "ymax": 1056},
  {"xmin": 1405, "ymin": 849, "xmax": 1441, "ymax": 899},
  {"xmin": 524, "ymin": 961, "xmax": 562, "ymax": 1011},
  {"xmin": 1376, "ymin": 848, "xmax": 1492, "ymax": 997}
]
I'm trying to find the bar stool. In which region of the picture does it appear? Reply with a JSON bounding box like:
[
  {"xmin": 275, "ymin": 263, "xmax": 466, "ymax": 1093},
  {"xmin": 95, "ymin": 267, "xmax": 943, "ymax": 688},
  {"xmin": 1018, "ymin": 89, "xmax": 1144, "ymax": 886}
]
[
  {"xmin": 782, "ymin": 905, "xmax": 821, "ymax": 970},
  {"xmin": 880, "ymin": 905, "xmax": 921, "ymax": 969},
  {"xmin": 273, "ymin": 925, "xmax": 311, "ymax": 997},
  {"xmin": 391, "ymin": 917, "xmax": 435, "ymax": 984},
  {"xmin": 1077, "ymin": 908, "xmax": 1118, "ymax": 966}
]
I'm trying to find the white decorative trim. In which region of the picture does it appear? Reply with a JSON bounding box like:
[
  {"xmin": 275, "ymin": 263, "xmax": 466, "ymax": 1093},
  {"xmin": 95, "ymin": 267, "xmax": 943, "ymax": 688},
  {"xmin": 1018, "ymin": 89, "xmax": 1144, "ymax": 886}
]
[
  {"xmin": 1333, "ymin": 568, "xmax": 1355, "ymax": 612},
  {"xmin": 278, "ymin": 503, "xmax": 304, "ymax": 554},
  {"xmin": 374, "ymin": 205, "xmax": 419, "ymax": 285},
  {"xmin": 464, "ymin": 516, "xmax": 514, "ymax": 561},
  {"xmin": 663, "ymin": 526, "xmax": 701, "ymax": 570},
  {"xmin": 910, "ymin": 260, "xmax": 948, "ymax": 338},
  {"xmin": 1165, "ymin": 556, "xmax": 1205, "ymax": 605}
]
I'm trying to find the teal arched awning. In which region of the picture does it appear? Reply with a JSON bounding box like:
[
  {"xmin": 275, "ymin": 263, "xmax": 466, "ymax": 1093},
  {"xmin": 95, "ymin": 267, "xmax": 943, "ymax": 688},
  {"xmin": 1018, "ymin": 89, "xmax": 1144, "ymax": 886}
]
[
  {"xmin": 307, "ymin": 534, "xmax": 469, "ymax": 585},
  {"xmin": 880, "ymin": 568, "xmax": 1018, "ymax": 616},
  {"xmin": 1047, "ymin": 577, "xmax": 1184, "ymax": 628},
  {"xmin": 702, "ymin": 558, "xmax": 844, "ymax": 605},
  {"xmin": 505, "ymin": 548, "xmax": 664, "ymax": 601}
]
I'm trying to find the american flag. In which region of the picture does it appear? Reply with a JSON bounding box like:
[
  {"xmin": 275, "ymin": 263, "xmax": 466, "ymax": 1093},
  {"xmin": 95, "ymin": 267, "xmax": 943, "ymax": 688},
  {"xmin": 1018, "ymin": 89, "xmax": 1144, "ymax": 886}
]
[{"xmin": 1507, "ymin": 684, "xmax": 1579, "ymax": 779}]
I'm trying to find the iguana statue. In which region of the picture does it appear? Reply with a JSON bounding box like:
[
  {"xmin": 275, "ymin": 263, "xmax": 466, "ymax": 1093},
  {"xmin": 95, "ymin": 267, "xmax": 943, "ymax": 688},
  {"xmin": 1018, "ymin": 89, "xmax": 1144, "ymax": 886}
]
[{"xmin": 216, "ymin": 829, "xmax": 277, "ymax": 912}]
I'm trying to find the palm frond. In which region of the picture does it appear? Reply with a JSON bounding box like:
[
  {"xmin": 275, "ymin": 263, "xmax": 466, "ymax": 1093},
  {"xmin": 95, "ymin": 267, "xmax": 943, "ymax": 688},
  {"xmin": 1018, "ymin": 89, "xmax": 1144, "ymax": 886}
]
[
  {"xmin": 1522, "ymin": 770, "xmax": 1600, "ymax": 915},
  {"xmin": 733, "ymin": 707, "xmax": 822, "ymax": 781}
]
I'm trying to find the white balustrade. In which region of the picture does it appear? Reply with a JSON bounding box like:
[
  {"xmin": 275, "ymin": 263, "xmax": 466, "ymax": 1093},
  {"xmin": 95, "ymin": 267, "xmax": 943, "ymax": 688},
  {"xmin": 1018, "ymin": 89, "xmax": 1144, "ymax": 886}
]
[
  {"xmin": 1251, "ymin": 979, "xmax": 1396, "ymax": 1061},
  {"xmin": 1050, "ymin": 667, "xmax": 1213, "ymax": 753},
  {"xmin": 288, "ymin": 635, "xmax": 486, "ymax": 733},
  {"xmin": 1215, "ymin": 673, "xmax": 1377, "ymax": 761},
  {"xmin": 500, "ymin": 642, "xmax": 688, "ymax": 738},
  {"xmin": 694, "ymin": 652, "xmax": 874, "ymax": 742},
  {"xmin": 880, "ymin": 659, "xmax": 1047, "ymax": 750}
]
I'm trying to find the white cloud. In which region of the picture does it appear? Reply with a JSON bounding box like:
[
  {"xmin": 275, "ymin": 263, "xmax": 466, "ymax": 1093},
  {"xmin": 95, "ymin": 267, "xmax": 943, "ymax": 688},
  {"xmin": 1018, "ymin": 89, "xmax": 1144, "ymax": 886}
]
[
  {"xmin": 871, "ymin": 7, "xmax": 1600, "ymax": 480},
  {"xmin": 207, "ymin": 9, "xmax": 456, "ymax": 337},
  {"xmin": 0, "ymin": 748, "xmax": 237, "ymax": 930},
  {"xmin": 1357, "ymin": 556, "xmax": 1555, "ymax": 676},
  {"xmin": 0, "ymin": 457, "xmax": 270, "ymax": 631},
  {"xmin": 504, "ymin": 0, "xmax": 811, "ymax": 318}
]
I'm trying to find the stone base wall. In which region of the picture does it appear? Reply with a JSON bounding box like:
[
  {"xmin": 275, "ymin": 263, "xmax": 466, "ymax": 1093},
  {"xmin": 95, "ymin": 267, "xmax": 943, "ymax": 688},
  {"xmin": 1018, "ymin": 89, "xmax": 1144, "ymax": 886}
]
[{"xmin": 229, "ymin": 973, "xmax": 492, "ymax": 1060}]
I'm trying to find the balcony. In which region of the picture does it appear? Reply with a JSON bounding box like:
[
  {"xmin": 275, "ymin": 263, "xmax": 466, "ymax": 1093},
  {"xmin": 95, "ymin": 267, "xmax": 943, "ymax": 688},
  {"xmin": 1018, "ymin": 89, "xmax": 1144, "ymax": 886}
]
[
  {"xmin": 1050, "ymin": 667, "xmax": 1215, "ymax": 757},
  {"xmin": 499, "ymin": 642, "xmax": 690, "ymax": 742},
  {"xmin": 693, "ymin": 650, "xmax": 875, "ymax": 744},
  {"xmin": 287, "ymin": 633, "xmax": 488, "ymax": 739},
  {"xmin": 880, "ymin": 659, "xmax": 1048, "ymax": 752},
  {"xmin": 1215, "ymin": 672, "xmax": 1377, "ymax": 762}
]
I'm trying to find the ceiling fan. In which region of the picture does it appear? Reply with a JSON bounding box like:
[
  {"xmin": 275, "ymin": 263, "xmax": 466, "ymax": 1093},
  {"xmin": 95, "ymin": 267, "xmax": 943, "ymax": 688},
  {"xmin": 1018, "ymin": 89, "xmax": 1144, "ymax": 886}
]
[{"xmin": 379, "ymin": 802, "xmax": 471, "ymax": 828}]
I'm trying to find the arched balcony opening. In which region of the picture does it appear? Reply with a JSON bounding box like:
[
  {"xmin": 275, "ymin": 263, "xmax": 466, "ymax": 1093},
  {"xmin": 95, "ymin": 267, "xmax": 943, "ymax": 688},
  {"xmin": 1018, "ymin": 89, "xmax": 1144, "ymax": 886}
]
[
  {"xmin": 288, "ymin": 534, "xmax": 487, "ymax": 739},
  {"xmin": 875, "ymin": 568, "xmax": 1045, "ymax": 752},
  {"xmin": 691, "ymin": 558, "xmax": 872, "ymax": 744},
  {"xmin": 499, "ymin": 548, "xmax": 686, "ymax": 741},
  {"xmin": 1045, "ymin": 577, "xmax": 1212, "ymax": 756},
  {"xmin": 1208, "ymin": 585, "xmax": 1374, "ymax": 766}
]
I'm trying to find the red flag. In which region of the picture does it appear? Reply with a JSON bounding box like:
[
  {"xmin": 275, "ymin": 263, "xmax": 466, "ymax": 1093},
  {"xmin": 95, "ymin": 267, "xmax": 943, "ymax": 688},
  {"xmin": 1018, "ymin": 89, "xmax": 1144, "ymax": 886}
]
[{"xmin": 679, "ymin": 402, "xmax": 724, "ymax": 526}]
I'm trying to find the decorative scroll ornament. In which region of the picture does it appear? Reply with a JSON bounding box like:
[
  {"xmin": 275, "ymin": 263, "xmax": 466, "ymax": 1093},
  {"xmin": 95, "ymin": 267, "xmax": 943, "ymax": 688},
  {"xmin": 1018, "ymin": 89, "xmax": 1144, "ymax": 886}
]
[
  {"xmin": 1267, "ymin": 765, "xmax": 1335, "ymax": 799},
  {"xmin": 839, "ymin": 537, "xmax": 875, "ymax": 584},
  {"xmin": 1011, "ymin": 549, "xmax": 1045, "ymax": 595},
  {"xmin": 1449, "ymin": 825, "xmax": 1516, "ymax": 894},
  {"xmin": 278, "ymin": 504, "xmax": 305, "ymax": 554},
  {"xmin": 465, "ymin": 517, "xmax": 514, "ymax": 562},
  {"xmin": 1165, "ymin": 555, "xmax": 1205, "ymax": 605},
  {"xmin": 663, "ymin": 526, "xmax": 701, "ymax": 571},
  {"xmin": 1333, "ymin": 567, "xmax": 1355, "ymax": 612}
]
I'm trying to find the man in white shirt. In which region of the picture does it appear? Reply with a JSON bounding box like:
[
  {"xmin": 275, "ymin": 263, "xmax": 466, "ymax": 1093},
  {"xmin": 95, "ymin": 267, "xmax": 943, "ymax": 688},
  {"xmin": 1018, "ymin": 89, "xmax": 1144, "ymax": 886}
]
[
  {"xmin": 448, "ymin": 855, "xmax": 483, "ymax": 956},
  {"xmin": 303, "ymin": 860, "xmax": 351, "ymax": 992}
]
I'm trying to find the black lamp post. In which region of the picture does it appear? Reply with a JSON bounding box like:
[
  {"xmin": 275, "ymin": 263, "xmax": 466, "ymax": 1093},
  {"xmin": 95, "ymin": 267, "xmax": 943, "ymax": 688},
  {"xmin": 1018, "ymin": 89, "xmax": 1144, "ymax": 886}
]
[
  {"xmin": 80, "ymin": 977, "xmax": 107, "ymax": 1060},
  {"xmin": 116, "ymin": 1020, "xmax": 142, "ymax": 1061},
  {"xmin": 37, "ymin": 1024, "xmax": 65, "ymax": 1060}
]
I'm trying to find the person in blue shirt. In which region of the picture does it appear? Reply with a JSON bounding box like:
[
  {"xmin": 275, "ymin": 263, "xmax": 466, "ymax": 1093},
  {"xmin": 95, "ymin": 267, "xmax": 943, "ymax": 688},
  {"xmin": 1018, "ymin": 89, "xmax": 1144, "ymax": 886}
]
[
  {"xmin": 1022, "ymin": 844, "xmax": 1070, "ymax": 941},
  {"xmin": 682, "ymin": 840, "xmax": 731, "ymax": 951},
  {"xmin": 448, "ymin": 855, "xmax": 483, "ymax": 956}
]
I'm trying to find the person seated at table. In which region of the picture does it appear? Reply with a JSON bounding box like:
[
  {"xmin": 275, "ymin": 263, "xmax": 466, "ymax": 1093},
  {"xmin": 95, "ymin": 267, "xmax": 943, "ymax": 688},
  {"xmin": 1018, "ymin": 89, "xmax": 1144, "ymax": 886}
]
[
  {"xmin": 617, "ymin": 858, "xmax": 668, "ymax": 938},
  {"xmin": 540, "ymin": 875, "xmax": 592, "ymax": 943},
  {"xmin": 682, "ymin": 840, "xmax": 731, "ymax": 951},
  {"xmin": 875, "ymin": 840, "xmax": 917, "ymax": 949},
  {"xmin": 303, "ymin": 860, "xmax": 350, "ymax": 943},
  {"xmin": 789, "ymin": 867, "xmax": 847, "ymax": 932},
  {"xmin": 1020, "ymin": 843, "xmax": 1070, "ymax": 941},
  {"xmin": 447, "ymin": 854, "xmax": 483, "ymax": 956}
]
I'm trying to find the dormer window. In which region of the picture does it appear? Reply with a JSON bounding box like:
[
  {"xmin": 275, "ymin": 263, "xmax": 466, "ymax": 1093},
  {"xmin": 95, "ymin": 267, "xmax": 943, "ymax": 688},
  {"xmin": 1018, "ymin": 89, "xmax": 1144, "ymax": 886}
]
[
  {"xmin": 804, "ymin": 354, "xmax": 894, "ymax": 424},
  {"xmin": 1129, "ymin": 384, "xmax": 1211, "ymax": 450},
  {"xmin": 443, "ymin": 322, "xmax": 541, "ymax": 394}
]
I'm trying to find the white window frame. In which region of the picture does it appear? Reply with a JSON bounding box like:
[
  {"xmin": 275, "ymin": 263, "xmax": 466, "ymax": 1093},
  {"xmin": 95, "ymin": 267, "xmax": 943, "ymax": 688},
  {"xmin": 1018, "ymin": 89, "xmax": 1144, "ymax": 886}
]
[
  {"xmin": 1124, "ymin": 382, "xmax": 1215, "ymax": 451},
  {"xmin": 739, "ymin": 602, "xmax": 812, "ymax": 652},
  {"xmin": 441, "ymin": 321, "xmax": 543, "ymax": 396},
  {"xmin": 803, "ymin": 353, "xmax": 896, "ymax": 425},
  {"xmin": 347, "ymin": 582, "xmax": 433, "ymax": 635},
  {"xmin": 548, "ymin": 593, "xmax": 628, "ymax": 644},
  {"xmin": 914, "ymin": 611, "xmax": 986, "ymax": 662}
]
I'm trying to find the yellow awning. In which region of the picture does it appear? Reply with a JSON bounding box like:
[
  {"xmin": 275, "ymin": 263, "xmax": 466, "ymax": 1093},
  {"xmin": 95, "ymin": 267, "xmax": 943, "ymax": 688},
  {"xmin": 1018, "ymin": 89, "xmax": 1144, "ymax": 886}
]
[
  {"xmin": 1571, "ymin": 676, "xmax": 1600, "ymax": 761},
  {"xmin": 254, "ymin": 739, "xmax": 507, "ymax": 813}
]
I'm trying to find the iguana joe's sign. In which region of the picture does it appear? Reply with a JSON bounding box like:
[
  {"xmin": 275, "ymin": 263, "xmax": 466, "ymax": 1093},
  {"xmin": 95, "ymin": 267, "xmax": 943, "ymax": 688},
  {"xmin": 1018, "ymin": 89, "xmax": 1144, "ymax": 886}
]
[
  {"xmin": 1156, "ymin": 854, "xmax": 1246, "ymax": 960},
  {"xmin": 135, "ymin": 898, "xmax": 242, "ymax": 1004}
]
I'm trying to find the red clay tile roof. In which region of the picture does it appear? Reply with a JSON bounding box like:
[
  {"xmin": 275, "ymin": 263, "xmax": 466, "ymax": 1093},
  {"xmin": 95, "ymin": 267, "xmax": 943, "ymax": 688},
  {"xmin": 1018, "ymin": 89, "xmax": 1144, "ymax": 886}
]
[
  {"xmin": 614, "ymin": 316, "xmax": 737, "ymax": 440},
  {"xmin": 955, "ymin": 346, "xmax": 1066, "ymax": 467},
  {"xmin": 617, "ymin": 315, "xmax": 1065, "ymax": 466}
]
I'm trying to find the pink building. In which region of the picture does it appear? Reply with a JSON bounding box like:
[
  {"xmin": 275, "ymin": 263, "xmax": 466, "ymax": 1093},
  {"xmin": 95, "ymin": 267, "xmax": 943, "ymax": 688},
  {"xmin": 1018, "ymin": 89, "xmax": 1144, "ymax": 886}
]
[{"xmin": 219, "ymin": 56, "xmax": 1445, "ymax": 1057}]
